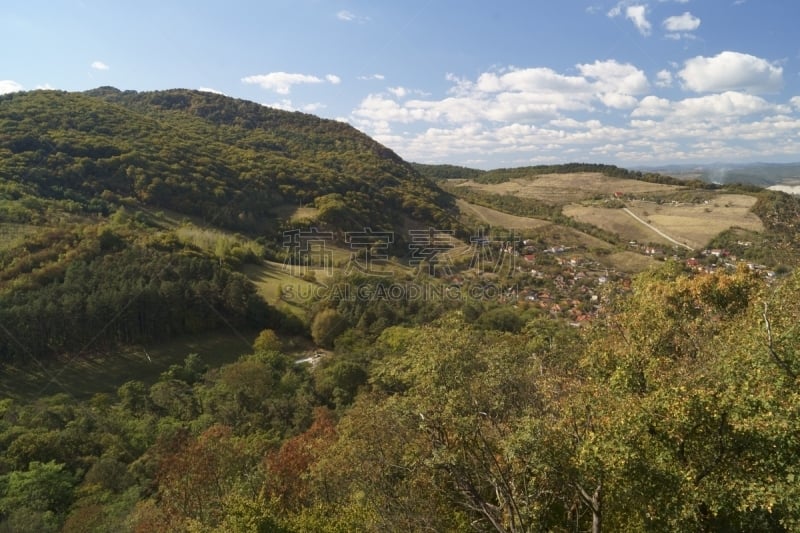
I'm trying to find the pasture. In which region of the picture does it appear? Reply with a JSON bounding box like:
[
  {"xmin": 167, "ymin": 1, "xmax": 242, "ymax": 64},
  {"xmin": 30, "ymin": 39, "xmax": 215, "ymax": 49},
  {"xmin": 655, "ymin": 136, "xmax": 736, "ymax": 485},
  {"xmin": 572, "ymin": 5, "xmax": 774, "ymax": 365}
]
[{"xmin": 456, "ymin": 172, "xmax": 681, "ymax": 205}]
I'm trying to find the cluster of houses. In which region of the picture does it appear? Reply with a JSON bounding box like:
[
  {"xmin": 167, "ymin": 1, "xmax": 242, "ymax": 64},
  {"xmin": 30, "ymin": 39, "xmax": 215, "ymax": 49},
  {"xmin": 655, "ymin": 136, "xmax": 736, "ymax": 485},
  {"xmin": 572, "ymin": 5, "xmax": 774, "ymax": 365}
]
[{"xmin": 451, "ymin": 239, "xmax": 624, "ymax": 323}]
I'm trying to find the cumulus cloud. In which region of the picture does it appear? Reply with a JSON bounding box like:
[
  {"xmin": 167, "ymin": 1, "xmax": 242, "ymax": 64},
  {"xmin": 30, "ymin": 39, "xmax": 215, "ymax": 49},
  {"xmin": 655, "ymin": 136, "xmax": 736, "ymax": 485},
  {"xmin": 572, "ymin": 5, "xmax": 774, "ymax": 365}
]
[
  {"xmin": 358, "ymin": 73, "xmax": 385, "ymax": 80},
  {"xmin": 577, "ymin": 59, "xmax": 649, "ymax": 108},
  {"xmin": 625, "ymin": 5, "xmax": 652, "ymax": 35},
  {"xmin": 608, "ymin": 3, "xmax": 651, "ymax": 35},
  {"xmin": 268, "ymin": 99, "xmax": 326, "ymax": 113},
  {"xmin": 578, "ymin": 60, "xmax": 648, "ymax": 93},
  {"xmin": 350, "ymin": 59, "xmax": 800, "ymax": 166},
  {"xmin": 91, "ymin": 61, "xmax": 109, "ymax": 71},
  {"xmin": 633, "ymin": 91, "xmax": 776, "ymax": 119},
  {"xmin": 663, "ymin": 12, "xmax": 701, "ymax": 31},
  {"xmin": 242, "ymin": 72, "xmax": 340, "ymax": 94},
  {"xmin": 355, "ymin": 62, "xmax": 651, "ymax": 128},
  {"xmin": 199, "ymin": 87, "xmax": 225, "ymax": 95},
  {"xmin": 679, "ymin": 51, "xmax": 783, "ymax": 93},
  {"xmin": 656, "ymin": 69, "xmax": 673, "ymax": 87},
  {"xmin": 388, "ymin": 86, "xmax": 408, "ymax": 98},
  {"xmin": 0, "ymin": 80, "xmax": 24, "ymax": 94}
]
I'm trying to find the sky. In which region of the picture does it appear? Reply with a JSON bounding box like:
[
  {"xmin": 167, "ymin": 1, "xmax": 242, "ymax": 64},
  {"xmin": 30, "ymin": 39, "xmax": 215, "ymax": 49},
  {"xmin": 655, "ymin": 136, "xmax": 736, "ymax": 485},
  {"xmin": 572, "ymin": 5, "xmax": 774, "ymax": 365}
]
[{"xmin": 2, "ymin": 0, "xmax": 800, "ymax": 169}]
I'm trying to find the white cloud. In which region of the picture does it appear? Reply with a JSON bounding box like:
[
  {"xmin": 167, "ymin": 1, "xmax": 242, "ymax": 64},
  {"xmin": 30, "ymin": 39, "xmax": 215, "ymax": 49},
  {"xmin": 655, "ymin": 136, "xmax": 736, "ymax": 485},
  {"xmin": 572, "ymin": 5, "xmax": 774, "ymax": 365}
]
[
  {"xmin": 632, "ymin": 92, "xmax": 776, "ymax": 119},
  {"xmin": 679, "ymin": 51, "xmax": 783, "ymax": 93},
  {"xmin": 337, "ymin": 10, "xmax": 369, "ymax": 23},
  {"xmin": 656, "ymin": 69, "xmax": 673, "ymax": 87},
  {"xmin": 386, "ymin": 86, "xmax": 431, "ymax": 99},
  {"xmin": 35, "ymin": 83, "xmax": 55, "ymax": 90},
  {"xmin": 242, "ymin": 72, "xmax": 323, "ymax": 94},
  {"xmin": 91, "ymin": 61, "xmax": 109, "ymax": 71},
  {"xmin": 577, "ymin": 59, "xmax": 649, "ymax": 108},
  {"xmin": 625, "ymin": 5, "xmax": 651, "ymax": 35},
  {"xmin": 388, "ymin": 86, "xmax": 408, "ymax": 98},
  {"xmin": 608, "ymin": 3, "xmax": 651, "ymax": 35},
  {"xmin": 663, "ymin": 12, "xmax": 701, "ymax": 32},
  {"xmin": 242, "ymin": 72, "xmax": 341, "ymax": 93},
  {"xmin": 199, "ymin": 87, "xmax": 225, "ymax": 95},
  {"xmin": 355, "ymin": 63, "xmax": 651, "ymax": 128},
  {"xmin": 673, "ymin": 92, "xmax": 774, "ymax": 117},
  {"xmin": 350, "ymin": 60, "xmax": 800, "ymax": 166},
  {"xmin": 301, "ymin": 102, "xmax": 326, "ymax": 112},
  {"xmin": 665, "ymin": 32, "xmax": 697, "ymax": 41},
  {"xmin": 268, "ymin": 99, "xmax": 326, "ymax": 113},
  {"xmin": 0, "ymin": 80, "xmax": 24, "ymax": 94},
  {"xmin": 578, "ymin": 60, "xmax": 649, "ymax": 93},
  {"xmin": 358, "ymin": 73, "xmax": 385, "ymax": 80}
]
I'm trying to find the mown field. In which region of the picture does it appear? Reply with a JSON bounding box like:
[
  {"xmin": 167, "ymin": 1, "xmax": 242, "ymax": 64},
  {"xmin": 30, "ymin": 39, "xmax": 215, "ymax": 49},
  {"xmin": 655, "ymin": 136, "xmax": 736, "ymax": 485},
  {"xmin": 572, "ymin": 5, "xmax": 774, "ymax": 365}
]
[
  {"xmin": 455, "ymin": 172, "xmax": 681, "ymax": 205},
  {"xmin": 456, "ymin": 199, "xmax": 551, "ymax": 229},
  {"xmin": 563, "ymin": 205, "xmax": 677, "ymax": 247},
  {"xmin": 0, "ymin": 331, "xmax": 256, "ymax": 401},
  {"xmin": 624, "ymin": 195, "xmax": 763, "ymax": 249}
]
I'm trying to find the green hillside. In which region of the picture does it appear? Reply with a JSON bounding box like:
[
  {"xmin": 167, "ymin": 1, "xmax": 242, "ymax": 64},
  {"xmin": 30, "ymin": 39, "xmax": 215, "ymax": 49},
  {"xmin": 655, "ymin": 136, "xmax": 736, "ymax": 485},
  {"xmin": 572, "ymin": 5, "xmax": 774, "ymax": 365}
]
[
  {"xmin": 0, "ymin": 88, "xmax": 458, "ymax": 365},
  {"xmin": 1, "ymin": 88, "xmax": 455, "ymax": 234}
]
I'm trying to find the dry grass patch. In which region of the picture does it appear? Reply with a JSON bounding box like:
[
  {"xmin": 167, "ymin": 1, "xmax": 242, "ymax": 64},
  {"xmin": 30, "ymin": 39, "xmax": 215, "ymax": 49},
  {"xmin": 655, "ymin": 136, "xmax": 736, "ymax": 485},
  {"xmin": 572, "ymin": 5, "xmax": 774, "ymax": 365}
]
[
  {"xmin": 625, "ymin": 194, "xmax": 762, "ymax": 249},
  {"xmin": 456, "ymin": 200, "xmax": 551, "ymax": 229},
  {"xmin": 270, "ymin": 204, "xmax": 320, "ymax": 222},
  {"xmin": 603, "ymin": 251, "xmax": 656, "ymax": 273},
  {"xmin": 563, "ymin": 205, "xmax": 676, "ymax": 247},
  {"xmin": 457, "ymin": 173, "xmax": 681, "ymax": 205}
]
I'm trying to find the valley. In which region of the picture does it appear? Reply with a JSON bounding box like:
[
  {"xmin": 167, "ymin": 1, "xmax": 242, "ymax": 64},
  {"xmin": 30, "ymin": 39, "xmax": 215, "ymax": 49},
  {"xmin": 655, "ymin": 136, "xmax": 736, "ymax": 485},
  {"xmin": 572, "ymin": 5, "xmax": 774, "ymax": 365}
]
[{"xmin": 1, "ymin": 88, "xmax": 800, "ymax": 532}]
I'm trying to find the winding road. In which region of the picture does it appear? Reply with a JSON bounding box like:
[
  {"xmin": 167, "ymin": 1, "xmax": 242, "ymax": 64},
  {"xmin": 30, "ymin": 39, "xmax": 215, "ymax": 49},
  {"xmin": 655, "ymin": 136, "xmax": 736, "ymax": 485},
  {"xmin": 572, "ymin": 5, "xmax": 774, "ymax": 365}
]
[{"xmin": 621, "ymin": 207, "xmax": 694, "ymax": 251}]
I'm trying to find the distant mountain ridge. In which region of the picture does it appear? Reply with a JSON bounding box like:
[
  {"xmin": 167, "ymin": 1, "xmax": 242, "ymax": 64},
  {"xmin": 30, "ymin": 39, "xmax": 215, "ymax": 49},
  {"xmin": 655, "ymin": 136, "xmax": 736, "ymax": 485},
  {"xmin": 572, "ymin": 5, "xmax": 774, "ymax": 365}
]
[{"xmin": 635, "ymin": 162, "xmax": 800, "ymax": 187}]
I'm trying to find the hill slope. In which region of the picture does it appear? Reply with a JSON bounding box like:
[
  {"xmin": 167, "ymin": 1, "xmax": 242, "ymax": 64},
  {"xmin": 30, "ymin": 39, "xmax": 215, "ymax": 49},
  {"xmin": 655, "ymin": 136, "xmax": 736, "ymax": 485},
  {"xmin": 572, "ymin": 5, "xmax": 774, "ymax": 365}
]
[
  {"xmin": 0, "ymin": 88, "xmax": 458, "ymax": 364},
  {"xmin": 0, "ymin": 88, "xmax": 455, "ymax": 235}
]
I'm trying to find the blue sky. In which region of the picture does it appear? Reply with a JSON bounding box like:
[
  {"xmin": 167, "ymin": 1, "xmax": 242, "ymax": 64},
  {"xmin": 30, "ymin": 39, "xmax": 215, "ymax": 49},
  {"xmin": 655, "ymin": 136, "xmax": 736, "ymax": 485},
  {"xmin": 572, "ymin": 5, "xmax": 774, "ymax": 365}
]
[{"xmin": 2, "ymin": 0, "xmax": 800, "ymax": 168}]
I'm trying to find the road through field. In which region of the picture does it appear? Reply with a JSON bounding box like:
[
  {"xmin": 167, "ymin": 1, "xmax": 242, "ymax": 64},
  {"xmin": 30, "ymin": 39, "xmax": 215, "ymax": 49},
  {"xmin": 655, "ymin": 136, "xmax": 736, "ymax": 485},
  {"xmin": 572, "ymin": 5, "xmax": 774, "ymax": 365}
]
[{"xmin": 622, "ymin": 207, "xmax": 694, "ymax": 251}]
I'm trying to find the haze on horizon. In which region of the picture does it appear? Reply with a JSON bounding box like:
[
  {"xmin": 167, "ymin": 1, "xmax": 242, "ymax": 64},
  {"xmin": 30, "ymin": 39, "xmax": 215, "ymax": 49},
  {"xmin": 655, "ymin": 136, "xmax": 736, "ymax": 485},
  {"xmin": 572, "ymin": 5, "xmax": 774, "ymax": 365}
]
[{"xmin": 2, "ymin": 0, "xmax": 800, "ymax": 169}]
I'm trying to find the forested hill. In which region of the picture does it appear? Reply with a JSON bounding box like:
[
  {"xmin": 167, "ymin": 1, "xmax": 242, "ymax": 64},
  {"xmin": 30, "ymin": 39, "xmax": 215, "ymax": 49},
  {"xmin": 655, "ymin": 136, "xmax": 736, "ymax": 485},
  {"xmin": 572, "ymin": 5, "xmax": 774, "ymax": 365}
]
[
  {"xmin": 0, "ymin": 88, "xmax": 456, "ymax": 364},
  {"xmin": 0, "ymin": 88, "xmax": 455, "ymax": 233}
]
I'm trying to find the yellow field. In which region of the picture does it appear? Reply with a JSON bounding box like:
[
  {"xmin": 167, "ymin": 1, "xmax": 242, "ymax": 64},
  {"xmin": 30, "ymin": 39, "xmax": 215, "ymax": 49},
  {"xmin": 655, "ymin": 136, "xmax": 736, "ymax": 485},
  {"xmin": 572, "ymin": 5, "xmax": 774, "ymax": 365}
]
[
  {"xmin": 563, "ymin": 193, "xmax": 763, "ymax": 250},
  {"xmin": 270, "ymin": 204, "xmax": 320, "ymax": 222},
  {"xmin": 456, "ymin": 173, "xmax": 681, "ymax": 205},
  {"xmin": 624, "ymin": 195, "xmax": 762, "ymax": 249},
  {"xmin": 563, "ymin": 205, "xmax": 678, "ymax": 247},
  {"xmin": 456, "ymin": 199, "xmax": 551, "ymax": 229}
]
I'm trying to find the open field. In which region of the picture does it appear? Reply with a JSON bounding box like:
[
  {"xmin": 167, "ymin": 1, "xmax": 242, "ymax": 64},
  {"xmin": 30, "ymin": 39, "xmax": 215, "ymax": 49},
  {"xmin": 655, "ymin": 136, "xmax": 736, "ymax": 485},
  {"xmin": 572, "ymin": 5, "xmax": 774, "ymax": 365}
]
[
  {"xmin": 243, "ymin": 261, "xmax": 321, "ymax": 318},
  {"xmin": 456, "ymin": 173, "xmax": 681, "ymax": 205},
  {"xmin": 625, "ymin": 195, "xmax": 762, "ymax": 249},
  {"xmin": 456, "ymin": 199, "xmax": 551, "ymax": 229},
  {"xmin": 563, "ymin": 205, "xmax": 679, "ymax": 247},
  {"xmin": 563, "ymin": 193, "xmax": 763, "ymax": 250},
  {"xmin": 603, "ymin": 251, "xmax": 657, "ymax": 272},
  {"xmin": 270, "ymin": 203, "xmax": 320, "ymax": 222},
  {"xmin": 0, "ymin": 331, "xmax": 256, "ymax": 401}
]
